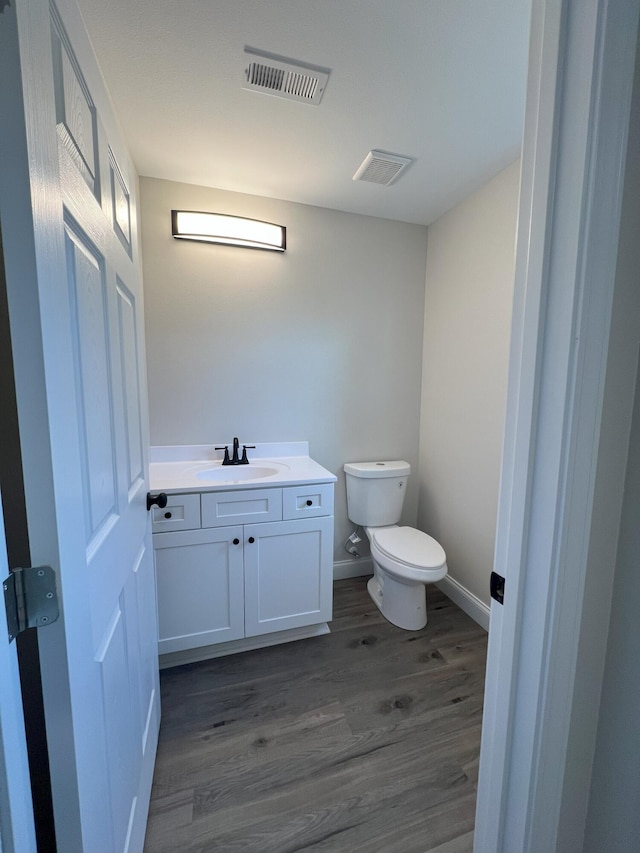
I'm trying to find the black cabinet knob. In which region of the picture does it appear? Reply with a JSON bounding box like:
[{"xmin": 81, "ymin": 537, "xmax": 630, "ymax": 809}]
[
  {"xmin": 164, "ymin": 511, "xmax": 172, "ymax": 519},
  {"xmin": 306, "ymin": 499, "xmax": 313, "ymax": 506},
  {"xmin": 147, "ymin": 492, "xmax": 168, "ymax": 511},
  {"xmin": 233, "ymin": 538, "xmax": 240, "ymax": 545},
  {"xmin": 248, "ymin": 536, "xmax": 255, "ymax": 544}
]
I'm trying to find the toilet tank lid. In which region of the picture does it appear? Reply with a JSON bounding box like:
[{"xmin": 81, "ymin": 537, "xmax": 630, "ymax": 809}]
[{"xmin": 344, "ymin": 461, "xmax": 411, "ymax": 478}]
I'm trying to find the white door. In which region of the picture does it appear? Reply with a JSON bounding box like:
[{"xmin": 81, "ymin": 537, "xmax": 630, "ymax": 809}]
[
  {"xmin": 0, "ymin": 491, "xmax": 37, "ymax": 853},
  {"xmin": 0, "ymin": 1, "xmax": 159, "ymax": 851}
]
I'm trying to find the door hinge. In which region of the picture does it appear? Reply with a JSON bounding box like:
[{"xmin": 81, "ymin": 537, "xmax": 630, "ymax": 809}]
[
  {"xmin": 3, "ymin": 566, "xmax": 59, "ymax": 643},
  {"xmin": 490, "ymin": 571, "xmax": 505, "ymax": 605}
]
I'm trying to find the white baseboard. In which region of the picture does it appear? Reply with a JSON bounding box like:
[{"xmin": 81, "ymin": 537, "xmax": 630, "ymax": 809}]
[
  {"xmin": 334, "ymin": 560, "xmax": 490, "ymax": 631},
  {"xmin": 437, "ymin": 575, "xmax": 490, "ymax": 631},
  {"xmin": 333, "ymin": 557, "xmax": 373, "ymax": 580},
  {"xmin": 159, "ymin": 622, "xmax": 330, "ymax": 669}
]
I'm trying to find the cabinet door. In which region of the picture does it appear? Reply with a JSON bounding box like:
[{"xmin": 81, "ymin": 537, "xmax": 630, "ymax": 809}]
[
  {"xmin": 154, "ymin": 526, "xmax": 244, "ymax": 653},
  {"xmin": 244, "ymin": 517, "xmax": 333, "ymax": 637}
]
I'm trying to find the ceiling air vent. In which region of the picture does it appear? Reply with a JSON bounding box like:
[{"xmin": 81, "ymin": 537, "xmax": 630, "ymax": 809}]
[
  {"xmin": 352, "ymin": 150, "xmax": 414, "ymax": 186},
  {"xmin": 243, "ymin": 47, "xmax": 330, "ymax": 105}
]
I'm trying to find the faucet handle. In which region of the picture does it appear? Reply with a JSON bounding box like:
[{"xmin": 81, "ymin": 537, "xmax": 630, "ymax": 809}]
[
  {"xmin": 240, "ymin": 444, "xmax": 255, "ymax": 464},
  {"xmin": 215, "ymin": 445, "xmax": 231, "ymax": 465}
]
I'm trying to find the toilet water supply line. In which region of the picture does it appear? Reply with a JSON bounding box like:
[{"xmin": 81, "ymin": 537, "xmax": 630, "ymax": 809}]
[{"xmin": 345, "ymin": 527, "xmax": 362, "ymax": 558}]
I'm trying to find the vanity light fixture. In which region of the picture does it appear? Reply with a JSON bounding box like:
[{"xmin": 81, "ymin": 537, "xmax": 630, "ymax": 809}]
[{"xmin": 171, "ymin": 210, "xmax": 286, "ymax": 252}]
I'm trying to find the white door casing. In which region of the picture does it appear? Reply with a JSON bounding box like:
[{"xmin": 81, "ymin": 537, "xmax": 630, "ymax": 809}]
[
  {"xmin": 0, "ymin": 489, "xmax": 37, "ymax": 853},
  {"xmin": 474, "ymin": 1, "xmax": 640, "ymax": 851},
  {"xmin": 0, "ymin": 0, "xmax": 159, "ymax": 851}
]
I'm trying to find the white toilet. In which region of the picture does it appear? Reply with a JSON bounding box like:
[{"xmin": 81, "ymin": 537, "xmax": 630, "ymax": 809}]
[{"xmin": 344, "ymin": 461, "xmax": 447, "ymax": 630}]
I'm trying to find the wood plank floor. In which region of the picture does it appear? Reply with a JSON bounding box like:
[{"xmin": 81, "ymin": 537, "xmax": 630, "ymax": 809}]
[{"xmin": 143, "ymin": 577, "xmax": 488, "ymax": 853}]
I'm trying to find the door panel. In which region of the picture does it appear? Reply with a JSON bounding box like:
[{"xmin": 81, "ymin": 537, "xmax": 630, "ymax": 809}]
[
  {"xmin": 128, "ymin": 546, "xmax": 159, "ymax": 754},
  {"xmin": 64, "ymin": 221, "xmax": 118, "ymax": 546},
  {"xmin": 96, "ymin": 599, "xmax": 137, "ymax": 853},
  {"xmin": 51, "ymin": 7, "xmax": 98, "ymax": 196},
  {"xmin": 116, "ymin": 280, "xmax": 144, "ymax": 493},
  {"xmin": 110, "ymin": 153, "xmax": 132, "ymax": 254}
]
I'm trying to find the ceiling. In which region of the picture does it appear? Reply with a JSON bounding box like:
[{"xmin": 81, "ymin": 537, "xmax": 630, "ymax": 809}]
[{"xmin": 75, "ymin": 0, "xmax": 531, "ymax": 226}]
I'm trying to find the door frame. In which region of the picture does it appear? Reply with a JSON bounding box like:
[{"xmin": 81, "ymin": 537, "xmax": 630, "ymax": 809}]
[
  {"xmin": 0, "ymin": 487, "xmax": 37, "ymax": 853},
  {"xmin": 475, "ymin": 0, "xmax": 640, "ymax": 850}
]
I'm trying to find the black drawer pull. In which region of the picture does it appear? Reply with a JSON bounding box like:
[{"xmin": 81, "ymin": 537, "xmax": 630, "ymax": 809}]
[
  {"xmin": 306, "ymin": 499, "xmax": 313, "ymax": 506},
  {"xmin": 164, "ymin": 511, "xmax": 172, "ymax": 519},
  {"xmin": 248, "ymin": 536, "xmax": 255, "ymax": 544},
  {"xmin": 233, "ymin": 538, "xmax": 240, "ymax": 545}
]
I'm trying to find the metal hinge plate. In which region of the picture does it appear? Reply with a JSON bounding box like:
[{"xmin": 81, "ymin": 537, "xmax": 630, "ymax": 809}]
[{"xmin": 3, "ymin": 566, "xmax": 59, "ymax": 643}]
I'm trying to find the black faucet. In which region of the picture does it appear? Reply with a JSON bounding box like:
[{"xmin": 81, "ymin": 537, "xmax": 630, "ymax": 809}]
[{"xmin": 215, "ymin": 437, "xmax": 255, "ymax": 465}]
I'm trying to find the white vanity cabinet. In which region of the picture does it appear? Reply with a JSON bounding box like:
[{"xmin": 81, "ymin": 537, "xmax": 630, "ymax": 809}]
[{"xmin": 152, "ymin": 483, "xmax": 334, "ymax": 658}]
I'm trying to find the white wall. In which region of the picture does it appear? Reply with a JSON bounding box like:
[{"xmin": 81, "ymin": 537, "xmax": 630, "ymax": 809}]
[
  {"xmin": 417, "ymin": 160, "xmax": 520, "ymax": 608},
  {"xmin": 140, "ymin": 177, "xmax": 428, "ymax": 564}
]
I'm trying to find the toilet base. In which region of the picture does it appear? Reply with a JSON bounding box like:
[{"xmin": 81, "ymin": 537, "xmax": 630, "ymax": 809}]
[{"xmin": 367, "ymin": 570, "xmax": 428, "ymax": 631}]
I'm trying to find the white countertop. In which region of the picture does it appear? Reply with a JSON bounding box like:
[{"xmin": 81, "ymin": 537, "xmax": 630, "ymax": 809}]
[{"xmin": 149, "ymin": 442, "xmax": 337, "ymax": 494}]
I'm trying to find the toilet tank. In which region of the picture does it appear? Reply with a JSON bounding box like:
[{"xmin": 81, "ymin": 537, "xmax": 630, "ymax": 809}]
[{"xmin": 343, "ymin": 461, "xmax": 411, "ymax": 526}]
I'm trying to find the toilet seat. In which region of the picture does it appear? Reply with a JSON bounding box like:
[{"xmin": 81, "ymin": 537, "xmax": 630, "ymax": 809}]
[
  {"xmin": 367, "ymin": 525, "xmax": 447, "ymax": 584},
  {"xmin": 371, "ymin": 526, "xmax": 446, "ymax": 570}
]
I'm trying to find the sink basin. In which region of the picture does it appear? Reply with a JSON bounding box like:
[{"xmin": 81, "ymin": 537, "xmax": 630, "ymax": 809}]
[{"xmin": 195, "ymin": 465, "xmax": 280, "ymax": 482}]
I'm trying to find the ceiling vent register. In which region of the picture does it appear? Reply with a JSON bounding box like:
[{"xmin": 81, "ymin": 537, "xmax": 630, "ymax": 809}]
[
  {"xmin": 352, "ymin": 150, "xmax": 414, "ymax": 186},
  {"xmin": 243, "ymin": 47, "xmax": 330, "ymax": 105}
]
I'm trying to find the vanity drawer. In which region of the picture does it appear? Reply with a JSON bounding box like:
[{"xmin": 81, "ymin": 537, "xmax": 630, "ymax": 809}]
[
  {"xmin": 282, "ymin": 483, "xmax": 334, "ymax": 520},
  {"xmin": 151, "ymin": 493, "xmax": 201, "ymax": 533},
  {"xmin": 201, "ymin": 488, "xmax": 283, "ymax": 527}
]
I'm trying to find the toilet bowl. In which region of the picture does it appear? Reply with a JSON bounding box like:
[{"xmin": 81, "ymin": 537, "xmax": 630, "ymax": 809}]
[
  {"xmin": 343, "ymin": 460, "xmax": 448, "ymax": 630},
  {"xmin": 366, "ymin": 525, "xmax": 447, "ymax": 630}
]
